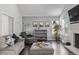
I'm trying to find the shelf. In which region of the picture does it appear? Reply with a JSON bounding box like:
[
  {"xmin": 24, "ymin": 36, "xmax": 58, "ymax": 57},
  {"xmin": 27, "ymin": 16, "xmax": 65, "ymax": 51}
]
[
  {"xmin": 34, "ymin": 29, "xmax": 47, "ymax": 41},
  {"xmin": 34, "ymin": 32, "xmax": 47, "ymax": 34}
]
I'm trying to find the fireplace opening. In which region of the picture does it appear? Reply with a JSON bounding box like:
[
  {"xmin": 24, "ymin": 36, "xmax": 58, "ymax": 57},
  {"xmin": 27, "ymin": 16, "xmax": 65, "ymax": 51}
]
[{"xmin": 74, "ymin": 33, "xmax": 79, "ymax": 48}]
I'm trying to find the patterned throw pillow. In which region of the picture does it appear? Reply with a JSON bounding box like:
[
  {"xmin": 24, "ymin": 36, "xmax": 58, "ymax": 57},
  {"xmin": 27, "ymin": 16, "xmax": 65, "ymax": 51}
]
[{"xmin": 6, "ymin": 36, "xmax": 15, "ymax": 46}]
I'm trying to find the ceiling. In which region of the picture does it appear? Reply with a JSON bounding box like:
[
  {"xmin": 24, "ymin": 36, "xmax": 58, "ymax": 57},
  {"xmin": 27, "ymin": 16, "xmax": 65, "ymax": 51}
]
[{"xmin": 18, "ymin": 4, "xmax": 65, "ymax": 16}]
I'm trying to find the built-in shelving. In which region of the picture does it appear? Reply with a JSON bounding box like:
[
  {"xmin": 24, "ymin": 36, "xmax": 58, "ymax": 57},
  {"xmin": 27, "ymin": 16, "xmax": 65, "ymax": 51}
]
[{"xmin": 34, "ymin": 30, "xmax": 47, "ymax": 41}]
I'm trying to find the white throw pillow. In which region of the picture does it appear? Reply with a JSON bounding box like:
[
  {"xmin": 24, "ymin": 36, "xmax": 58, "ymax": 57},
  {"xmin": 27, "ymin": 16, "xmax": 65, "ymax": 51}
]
[{"xmin": 6, "ymin": 36, "xmax": 15, "ymax": 46}]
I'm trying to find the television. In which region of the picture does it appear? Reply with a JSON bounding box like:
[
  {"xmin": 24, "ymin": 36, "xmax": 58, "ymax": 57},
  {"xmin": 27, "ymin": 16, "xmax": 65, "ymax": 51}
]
[{"xmin": 68, "ymin": 5, "xmax": 79, "ymax": 24}]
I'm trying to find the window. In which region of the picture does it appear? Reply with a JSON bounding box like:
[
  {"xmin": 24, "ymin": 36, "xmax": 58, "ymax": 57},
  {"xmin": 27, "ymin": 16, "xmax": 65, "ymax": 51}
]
[
  {"xmin": 9, "ymin": 17, "xmax": 14, "ymax": 34},
  {"xmin": 2, "ymin": 14, "xmax": 9, "ymax": 35},
  {"xmin": 1, "ymin": 13, "xmax": 14, "ymax": 35}
]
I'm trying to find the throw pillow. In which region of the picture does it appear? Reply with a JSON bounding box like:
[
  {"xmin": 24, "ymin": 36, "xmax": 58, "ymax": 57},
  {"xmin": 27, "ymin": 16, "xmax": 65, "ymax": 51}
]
[
  {"xmin": 6, "ymin": 36, "xmax": 15, "ymax": 46},
  {"xmin": 17, "ymin": 36, "xmax": 24, "ymax": 42},
  {"xmin": 12, "ymin": 33, "xmax": 19, "ymax": 43},
  {"xmin": 18, "ymin": 36, "xmax": 23, "ymax": 39}
]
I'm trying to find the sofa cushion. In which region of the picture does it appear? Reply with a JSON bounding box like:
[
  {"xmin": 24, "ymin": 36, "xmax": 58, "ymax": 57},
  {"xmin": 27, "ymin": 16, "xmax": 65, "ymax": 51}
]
[
  {"xmin": 0, "ymin": 37, "xmax": 8, "ymax": 50},
  {"xmin": 1, "ymin": 42, "xmax": 24, "ymax": 54},
  {"xmin": 0, "ymin": 50, "xmax": 15, "ymax": 55},
  {"xmin": 0, "ymin": 47, "xmax": 15, "ymax": 55},
  {"xmin": 11, "ymin": 42, "xmax": 24, "ymax": 54}
]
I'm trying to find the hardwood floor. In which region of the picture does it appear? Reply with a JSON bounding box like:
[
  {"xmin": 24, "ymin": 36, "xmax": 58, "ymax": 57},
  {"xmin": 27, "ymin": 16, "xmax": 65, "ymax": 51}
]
[
  {"xmin": 20, "ymin": 41, "xmax": 73, "ymax": 55},
  {"xmin": 52, "ymin": 41, "xmax": 71, "ymax": 55}
]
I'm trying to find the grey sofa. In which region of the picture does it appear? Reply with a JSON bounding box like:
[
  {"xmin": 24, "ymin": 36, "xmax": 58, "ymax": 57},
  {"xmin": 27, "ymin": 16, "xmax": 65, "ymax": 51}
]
[{"xmin": 0, "ymin": 35, "xmax": 25, "ymax": 55}]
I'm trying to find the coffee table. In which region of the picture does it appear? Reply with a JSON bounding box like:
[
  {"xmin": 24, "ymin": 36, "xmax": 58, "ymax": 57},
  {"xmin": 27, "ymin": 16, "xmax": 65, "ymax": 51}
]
[{"xmin": 30, "ymin": 42, "xmax": 54, "ymax": 55}]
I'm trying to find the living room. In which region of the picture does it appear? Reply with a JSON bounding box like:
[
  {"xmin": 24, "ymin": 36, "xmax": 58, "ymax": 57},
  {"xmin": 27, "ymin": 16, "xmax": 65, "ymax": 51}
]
[{"xmin": 0, "ymin": 4, "xmax": 79, "ymax": 55}]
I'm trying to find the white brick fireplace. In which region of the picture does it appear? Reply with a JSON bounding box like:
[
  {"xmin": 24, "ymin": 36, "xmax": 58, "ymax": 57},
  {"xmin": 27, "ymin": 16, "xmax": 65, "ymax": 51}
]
[{"xmin": 70, "ymin": 23, "xmax": 79, "ymax": 47}]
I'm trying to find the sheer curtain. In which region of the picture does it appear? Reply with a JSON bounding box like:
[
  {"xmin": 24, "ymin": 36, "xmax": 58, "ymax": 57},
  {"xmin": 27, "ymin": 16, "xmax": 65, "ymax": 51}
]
[
  {"xmin": 1, "ymin": 13, "xmax": 13, "ymax": 35},
  {"xmin": 9, "ymin": 17, "xmax": 14, "ymax": 34},
  {"xmin": 2, "ymin": 14, "xmax": 9, "ymax": 35}
]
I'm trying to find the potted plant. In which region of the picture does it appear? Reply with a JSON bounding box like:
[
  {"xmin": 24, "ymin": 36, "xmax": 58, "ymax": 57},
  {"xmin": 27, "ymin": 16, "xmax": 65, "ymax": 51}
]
[{"xmin": 53, "ymin": 21, "xmax": 61, "ymax": 41}]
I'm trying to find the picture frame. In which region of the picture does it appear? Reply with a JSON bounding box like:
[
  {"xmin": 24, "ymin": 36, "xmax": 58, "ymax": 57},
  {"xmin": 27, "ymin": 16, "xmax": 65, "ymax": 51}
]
[
  {"xmin": 39, "ymin": 22, "xmax": 44, "ymax": 27},
  {"xmin": 33, "ymin": 21, "xmax": 38, "ymax": 27},
  {"xmin": 45, "ymin": 22, "xmax": 49, "ymax": 27}
]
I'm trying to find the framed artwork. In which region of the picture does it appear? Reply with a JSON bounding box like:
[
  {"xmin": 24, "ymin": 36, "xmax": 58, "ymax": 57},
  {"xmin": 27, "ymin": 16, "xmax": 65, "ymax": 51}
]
[
  {"xmin": 33, "ymin": 21, "xmax": 38, "ymax": 27},
  {"xmin": 39, "ymin": 22, "xmax": 44, "ymax": 27},
  {"xmin": 45, "ymin": 22, "xmax": 50, "ymax": 27}
]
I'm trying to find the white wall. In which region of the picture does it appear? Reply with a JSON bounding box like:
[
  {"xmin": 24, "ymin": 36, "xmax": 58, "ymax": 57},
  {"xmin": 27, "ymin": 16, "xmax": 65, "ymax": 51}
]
[
  {"xmin": 22, "ymin": 16, "xmax": 59, "ymax": 40},
  {"xmin": 60, "ymin": 4, "xmax": 77, "ymax": 46},
  {"xmin": 0, "ymin": 4, "xmax": 22, "ymax": 35}
]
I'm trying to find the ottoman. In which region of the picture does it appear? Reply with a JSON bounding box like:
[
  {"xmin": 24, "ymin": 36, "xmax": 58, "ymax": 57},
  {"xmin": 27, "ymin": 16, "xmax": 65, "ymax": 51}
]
[{"xmin": 30, "ymin": 42, "xmax": 54, "ymax": 55}]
